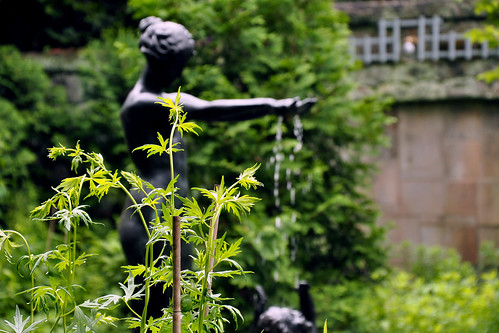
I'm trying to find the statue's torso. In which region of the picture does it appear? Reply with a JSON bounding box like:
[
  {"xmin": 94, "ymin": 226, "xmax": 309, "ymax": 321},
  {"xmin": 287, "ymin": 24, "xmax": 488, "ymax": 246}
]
[{"xmin": 121, "ymin": 88, "xmax": 189, "ymax": 195}]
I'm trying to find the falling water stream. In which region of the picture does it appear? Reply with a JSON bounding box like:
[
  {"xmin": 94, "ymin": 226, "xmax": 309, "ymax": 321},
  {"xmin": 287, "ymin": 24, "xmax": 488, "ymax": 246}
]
[
  {"xmin": 271, "ymin": 115, "xmax": 303, "ymax": 212},
  {"xmin": 271, "ymin": 116, "xmax": 284, "ymax": 212},
  {"xmin": 268, "ymin": 115, "xmax": 304, "ymax": 282}
]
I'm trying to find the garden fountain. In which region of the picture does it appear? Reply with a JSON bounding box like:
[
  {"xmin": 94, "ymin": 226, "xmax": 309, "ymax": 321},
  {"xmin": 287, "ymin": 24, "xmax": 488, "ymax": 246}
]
[{"xmin": 119, "ymin": 16, "xmax": 316, "ymax": 323}]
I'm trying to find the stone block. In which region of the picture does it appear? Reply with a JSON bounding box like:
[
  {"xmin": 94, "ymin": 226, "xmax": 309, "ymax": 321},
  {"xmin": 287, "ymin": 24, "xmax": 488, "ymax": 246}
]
[
  {"xmin": 443, "ymin": 140, "xmax": 481, "ymax": 181},
  {"xmin": 373, "ymin": 159, "xmax": 400, "ymax": 214},
  {"xmin": 482, "ymin": 111, "xmax": 499, "ymax": 133},
  {"xmin": 443, "ymin": 225, "xmax": 477, "ymax": 262},
  {"xmin": 443, "ymin": 109, "xmax": 481, "ymax": 140},
  {"xmin": 387, "ymin": 218, "xmax": 422, "ymax": 244},
  {"xmin": 421, "ymin": 225, "xmax": 444, "ymax": 246},
  {"xmin": 444, "ymin": 182, "xmax": 477, "ymax": 216},
  {"xmin": 478, "ymin": 182, "xmax": 499, "ymax": 226},
  {"xmin": 400, "ymin": 180, "xmax": 446, "ymax": 217},
  {"xmin": 399, "ymin": 110, "xmax": 446, "ymax": 179},
  {"xmin": 482, "ymin": 132, "xmax": 499, "ymax": 178},
  {"xmin": 478, "ymin": 227, "xmax": 499, "ymax": 247}
]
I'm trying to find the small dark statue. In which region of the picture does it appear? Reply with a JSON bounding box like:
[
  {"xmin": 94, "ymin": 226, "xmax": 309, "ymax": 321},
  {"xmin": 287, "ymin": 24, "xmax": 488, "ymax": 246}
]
[
  {"xmin": 119, "ymin": 16, "xmax": 315, "ymax": 318},
  {"xmin": 252, "ymin": 283, "xmax": 317, "ymax": 333}
]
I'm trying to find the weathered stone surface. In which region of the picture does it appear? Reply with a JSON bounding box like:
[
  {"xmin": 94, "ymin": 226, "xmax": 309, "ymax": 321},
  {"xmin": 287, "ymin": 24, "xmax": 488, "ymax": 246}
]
[
  {"xmin": 482, "ymin": 131, "xmax": 499, "ymax": 177},
  {"xmin": 478, "ymin": 182, "xmax": 499, "ymax": 226},
  {"xmin": 387, "ymin": 218, "xmax": 422, "ymax": 244},
  {"xmin": 443, "ymin": 225, "xmax": 477, "ymax": 262},
  {"xmin": 373, "ymin": 158, "xmax": 400, "ymax": 214},
  {"xmin": 352, "ymin": 60, "xmax": 499, "ymax": 102},
  {"xmin": 421, "ymin": 225, "xmax": 444, "ymax": 246},
  {"xmin": 400, "ymin": 180, "xmax": 446, "ymax": 217},
  {"xmin": 398, "ymin": 108, "xmax": 446, "ymax": 179},
  {"xmin": 445, "ymin": 183, "xmax": 477, "ymax": 216},
  {"xmin": 336, "ymin": 0, "xmax": 479, "ymax": 26},
  {"xmin": 478, "ymin": 227, "xmax": 499, "ymax": 247},
  {"xmin": 443, "ymin": 140, "xmax": 481, "ymax": 182},
  {"xmin": 374, "ymin": 102, "xmax": 499, "ymax": 262}
]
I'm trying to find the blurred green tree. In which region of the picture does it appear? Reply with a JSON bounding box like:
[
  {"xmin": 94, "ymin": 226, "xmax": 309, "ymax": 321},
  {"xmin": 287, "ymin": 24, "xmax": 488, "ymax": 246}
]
[
  {"xmin": 0, "ymin": 46, "xmax": 71, "ymax": 222},
  {"xmin": 0, "ymin": 0, "xmax": 129, "ymax": 51}
]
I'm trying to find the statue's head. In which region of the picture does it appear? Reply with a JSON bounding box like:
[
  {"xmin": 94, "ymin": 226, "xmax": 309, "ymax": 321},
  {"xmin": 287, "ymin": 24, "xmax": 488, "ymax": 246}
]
[{"xmin": 138, "ymin": 17, "xmax": 195, "ymax": 68}]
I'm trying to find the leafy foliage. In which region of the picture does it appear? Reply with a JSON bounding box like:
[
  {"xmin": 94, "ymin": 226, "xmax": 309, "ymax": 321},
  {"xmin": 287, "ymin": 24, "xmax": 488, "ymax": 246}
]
[
  {"xmin": 360, "ymin": 244, "xmax": 499, "ymax": 333},
  {"xmin": 317, "ymin": 244, "xmax": 499, "ymax": 333},
  {"xmin": 1, "ymin": 92, "xmax": 262, "ymax": 332},
  {"xmin": 0, "ymin": 45, "xmax": 74, "ymax": 228},
  {"xmin": 467, "ymin": 0, "xmax": 499, "ymax": 82},
  {"xmin": 0, "ymin": 40, "xmax": 132, "ymax": 327}
]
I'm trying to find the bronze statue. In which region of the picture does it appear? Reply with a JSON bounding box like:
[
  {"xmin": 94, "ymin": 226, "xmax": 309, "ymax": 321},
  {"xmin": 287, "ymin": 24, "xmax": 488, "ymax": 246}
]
[{"xmin": 119, "ymin": 16, "xmax": 316, "ymax": 318}]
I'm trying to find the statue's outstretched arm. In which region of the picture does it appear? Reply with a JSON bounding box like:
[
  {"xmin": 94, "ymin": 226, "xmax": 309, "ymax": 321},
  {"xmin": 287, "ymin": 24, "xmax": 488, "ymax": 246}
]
[{"xmin": 177, "ymin": 93, "xmax": 316, "ymax": 122}]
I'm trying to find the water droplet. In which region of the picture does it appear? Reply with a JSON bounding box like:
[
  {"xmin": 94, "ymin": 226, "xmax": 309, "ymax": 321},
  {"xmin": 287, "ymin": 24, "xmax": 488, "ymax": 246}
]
[{"xmin": 275, "ymin": 217, "xmax": 282, "ymax": 229}]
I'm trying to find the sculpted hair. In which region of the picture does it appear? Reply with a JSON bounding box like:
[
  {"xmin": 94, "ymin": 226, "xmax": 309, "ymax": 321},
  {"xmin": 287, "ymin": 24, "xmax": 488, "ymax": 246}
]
[{"xmin": 138, "ymin": 16, "xmax": 195, "ymax": 62}]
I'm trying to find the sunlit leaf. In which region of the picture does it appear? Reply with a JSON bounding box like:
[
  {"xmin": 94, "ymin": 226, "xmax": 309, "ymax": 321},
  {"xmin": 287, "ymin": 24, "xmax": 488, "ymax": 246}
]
[
  {"xmin": 237, "ymin": 163, "xmax": 263, "ymax": 190},
  {"xmin": 1, "ymin": 306, "xmax": 45, "ymax": 333},
  {"xmin": 119, "ymin": 272, "xmax": 145, "ymax": 303}
]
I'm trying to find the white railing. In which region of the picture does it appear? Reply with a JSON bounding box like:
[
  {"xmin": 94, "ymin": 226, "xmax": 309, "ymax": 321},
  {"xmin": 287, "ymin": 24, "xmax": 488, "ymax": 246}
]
[{"xmin": 350, "ymin": 16, "xmax": 499, "ymax": 64}]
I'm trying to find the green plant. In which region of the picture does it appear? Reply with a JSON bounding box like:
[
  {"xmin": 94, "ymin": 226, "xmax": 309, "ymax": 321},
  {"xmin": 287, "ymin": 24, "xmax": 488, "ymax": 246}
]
[
  {"xmin": 349, "ymin": 244, "xmax": 499, "ymax": 333},
  {"xmin": 361, "ymin": 269, "xmax": 499, "ymax": 333},
  {"xmin": 313, "ymin": 243, "xmax": 499, "ymax": 333},
  {"xmin": 0, "ymin": 89, "xmax": 262, "ymax": 332},
  {"xmin": 466, "ymin": 0, "xmax": 499, "ymax": 82}
]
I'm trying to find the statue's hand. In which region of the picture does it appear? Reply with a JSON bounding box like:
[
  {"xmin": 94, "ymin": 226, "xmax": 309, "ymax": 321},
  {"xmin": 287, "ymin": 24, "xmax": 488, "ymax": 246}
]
[
  {"xmin": 274, "ymin": 97, "xmax": 317, "ymax": 116},
  {"xmin": 295, "ymin": 97, "xmax": 317, "ymax": 115}
]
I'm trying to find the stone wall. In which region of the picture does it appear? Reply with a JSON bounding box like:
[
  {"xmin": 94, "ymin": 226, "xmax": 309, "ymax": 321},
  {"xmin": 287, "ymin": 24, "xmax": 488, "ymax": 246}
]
[
  {"xmin": 340, "ymin": 0, "xmax": 499, "ymax": 262},
  {"xmin": 374, "ymin": 100, "xmax": 499, "ymax": 262}
]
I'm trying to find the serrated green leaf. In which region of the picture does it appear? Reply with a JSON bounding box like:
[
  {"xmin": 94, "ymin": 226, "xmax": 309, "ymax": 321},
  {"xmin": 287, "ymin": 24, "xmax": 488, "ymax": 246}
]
[
  {"xmin": 121, "ymin": 171, "xmax": 143, "ymax": 190},
  {"xmin": 30, "ymin": 198, "xmax": 54, "ymax": 220},
  {"xmin": 2, "ymin": 306, "xmax": 45, "ymax": 333},
  {"xmin": 237, "ymin": 163, "xmax": 263, "ymax": 190},
  {"xmin": 0, "ymin": 230, "xmax": 22, "ymax": 264},
  {"xmin": 133, "ymin": 143, "xmax": 166, "ymax": 157},
  {"xmin": 71, "ymin": 306, "xmax": 99, "ymax": 333},
  {"xmin": 119, "ymin": 272, "xmax": 145, "ymax": 303},
  {"xmin": 47, "ymin": 144, "xmax": 67, "ymax": 161}
]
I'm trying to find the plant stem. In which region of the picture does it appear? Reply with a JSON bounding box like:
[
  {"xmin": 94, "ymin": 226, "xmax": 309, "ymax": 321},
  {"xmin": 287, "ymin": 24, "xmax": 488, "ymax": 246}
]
[
  {"xmin": 118, "ymin": 183, "xmax": 151, "ymax": 239},
  {"xmin": 204, "ymin": 185, "xmax": 220, "ymax": 318},
  {"xmin": 172, "ymin": 216, "xmax": 181, "ymax": 333},
  {"xmin": 5, "ymin": 230, "xmax": 35, "ymax": 323},
  {"xmin": 169, "ymin": 108, "xmax": 180, "ymax": 211},
  {"xmin": 140, "ymin": 241, "xmax": 152, "ymax": 333},
  {"xmin": 170, "ymin": 97, "xmax": 181, "ymax": 331},
  {"xmin": 198, "ymin": 206, "xmax": 222, "ymax": 331}
]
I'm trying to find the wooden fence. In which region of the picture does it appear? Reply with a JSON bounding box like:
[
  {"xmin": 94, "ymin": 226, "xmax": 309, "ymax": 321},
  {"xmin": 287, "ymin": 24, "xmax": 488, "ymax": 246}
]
[{"xmin": 350, "ymin": 16, "xmax": 499, "ymax": 64}]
